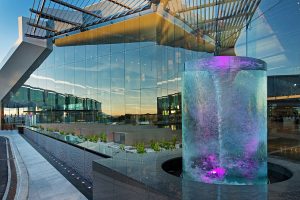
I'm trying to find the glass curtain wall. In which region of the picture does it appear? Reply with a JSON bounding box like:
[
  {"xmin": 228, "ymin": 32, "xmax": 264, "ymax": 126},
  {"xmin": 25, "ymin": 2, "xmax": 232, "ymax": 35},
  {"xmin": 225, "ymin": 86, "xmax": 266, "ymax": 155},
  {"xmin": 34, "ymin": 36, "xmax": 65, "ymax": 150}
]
[
  {"xmin": 236, "ymin": 0, "xmax": 300, "ymax": 136},
  {"xmin": 3, "ymin": 0, "xmax": 300, "ymax": 135},
  {"xmin": 5, "ymin": 13, "xmax": 211, "ymax": 127}
]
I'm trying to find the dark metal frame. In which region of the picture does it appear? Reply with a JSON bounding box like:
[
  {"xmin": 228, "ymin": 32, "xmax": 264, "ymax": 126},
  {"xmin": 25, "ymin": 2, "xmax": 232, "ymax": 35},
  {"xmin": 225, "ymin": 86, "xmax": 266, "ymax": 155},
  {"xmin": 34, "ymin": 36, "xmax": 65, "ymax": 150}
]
[
  {"xmin": 30, "ymin": 8, "xmax": 81, "ymax": 26},
  {"xmin": 50, "ymin": 0, "xmax": 102, "ymax": 19},
  {"xmin": 26, "ymin": 0, "xmax": 261, "ymax": 52},
  {"xmin": 26, "ymin": 0, "xmax": 153, "ymax": 39}
]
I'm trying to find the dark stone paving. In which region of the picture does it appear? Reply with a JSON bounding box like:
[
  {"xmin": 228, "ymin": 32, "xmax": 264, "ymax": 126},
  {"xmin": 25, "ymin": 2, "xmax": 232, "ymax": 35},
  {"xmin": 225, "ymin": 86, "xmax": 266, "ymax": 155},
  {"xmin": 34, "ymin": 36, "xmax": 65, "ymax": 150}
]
[
  {"xmin": 270, "ymin": 146, "xmax": 300, "ymax": 162},
  {"xmin": 268, "ymin": 137, "xmax": 300, "ymax": 152},
  {"xmin": 0, "ymin": 136, "xmax": 8, "ymax": 199},
  {"xmin": 268, "ymin": 137, "xmax": 300, "ymax": 163},
  {"xmin": 0, "ymin": 136, "xmax": 17, "ymax": 200},
  {"xmin": 7, "ymin": 141, "xmax": 17, "ymax": 200}
]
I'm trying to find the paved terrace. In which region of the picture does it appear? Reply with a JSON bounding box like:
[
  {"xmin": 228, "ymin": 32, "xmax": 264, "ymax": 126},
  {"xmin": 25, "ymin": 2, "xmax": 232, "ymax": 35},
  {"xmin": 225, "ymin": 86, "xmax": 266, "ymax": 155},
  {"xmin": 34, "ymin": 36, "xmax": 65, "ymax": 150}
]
[{"xmin": 0, "ymin": 130, "xmax": 86, "ymax": 200}]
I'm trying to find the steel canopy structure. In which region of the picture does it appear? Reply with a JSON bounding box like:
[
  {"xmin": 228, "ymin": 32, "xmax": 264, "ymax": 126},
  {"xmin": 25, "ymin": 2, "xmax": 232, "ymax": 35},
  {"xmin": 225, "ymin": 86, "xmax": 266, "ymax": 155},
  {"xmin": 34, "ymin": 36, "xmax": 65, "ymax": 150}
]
[
  {"xmin": 162, "ymin": 0, "xmax": 261, "ymax": 52},
  {"xmin": 26, "ymin": 0, "xmax": 153, "ymax": 39},
  {"xmin": 26, "ymin": 0, "xmax": 261, "ymax": 54}
]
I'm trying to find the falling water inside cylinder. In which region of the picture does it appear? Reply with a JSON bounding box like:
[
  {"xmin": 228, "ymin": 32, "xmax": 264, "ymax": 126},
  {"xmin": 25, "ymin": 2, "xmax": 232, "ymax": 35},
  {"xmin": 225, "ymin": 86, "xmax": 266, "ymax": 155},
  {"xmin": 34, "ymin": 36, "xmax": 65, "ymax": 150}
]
[{"xmin": 182, "ymin": 56, "xmax": 267, "ymax": 185}]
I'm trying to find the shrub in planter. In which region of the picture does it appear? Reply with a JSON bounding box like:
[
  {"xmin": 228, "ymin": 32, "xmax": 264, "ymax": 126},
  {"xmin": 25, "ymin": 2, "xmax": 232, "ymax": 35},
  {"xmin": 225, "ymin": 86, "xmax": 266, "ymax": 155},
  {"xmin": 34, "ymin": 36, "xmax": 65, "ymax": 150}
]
[
  {"xmin": 171, "ymin": 136, "xmax": 177, "ymax": 146},
  {"xmin": 135, "ymin": 143, "xmax": 146, "ymax": 154},
  {"xmin": 152, "ymin": 142, "xmax": 161, "ymax": 152},
  {"xmin": 150, "ymin": 140, "xmax": 156, "ymax": 149},
  {"xmin": 160, "ymin": 141, "xmax": 170, "ymax": 150},
  {"xmin": 150, "ymin": 140, "xmax": 161, "ymax": 152},
  {"xmin": 100, "ymin": 133, "xmax": 107, "ymax": 143},
  {"xmin": 169, "ymin": 143, "xmax": 176, "ymax": 150},
  {"xmin": 160, "ymin": 140, "xmax": 176, "ymax": 150},
  {"xmin": 78, "ymin": 135, "xmax": 84, "ymax": 139},
  {"xmin": 119, "ymin": 144, "xmax": 125, "ymax": 151},
  {"xmin": 87, "ymin": 135, "xmax": 99, "ymax": 143},
  {"xmin": 79, "ymin": 135, "xmax": 87, "ymax": 141}
]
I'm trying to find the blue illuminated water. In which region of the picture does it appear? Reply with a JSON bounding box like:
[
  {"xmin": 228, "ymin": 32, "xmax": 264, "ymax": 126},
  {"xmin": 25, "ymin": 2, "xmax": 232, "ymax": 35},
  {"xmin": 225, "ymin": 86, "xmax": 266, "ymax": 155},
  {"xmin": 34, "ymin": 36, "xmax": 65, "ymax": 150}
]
[{"xmin": 182, "ymin": 56, "xmax": 267, "ymax": 185}]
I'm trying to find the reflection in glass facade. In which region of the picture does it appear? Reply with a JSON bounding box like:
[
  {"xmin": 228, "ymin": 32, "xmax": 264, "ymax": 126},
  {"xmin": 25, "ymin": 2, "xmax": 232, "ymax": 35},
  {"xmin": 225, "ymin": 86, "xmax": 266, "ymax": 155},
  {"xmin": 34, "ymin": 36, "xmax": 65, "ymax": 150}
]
[
  {"xmin": 1, "ymin": 1, "xmax": 300, "ymax": 199},
  {"xmin": 3, "ymin": 0, "xmax": 300, "ymax": 133},
  {"xmin": 4, "ymin": 85, "xmax": 101, "ymax": 123},
  {"xmin": 5, "ymin": 42, "xmax": 209, "ymax": 126}
]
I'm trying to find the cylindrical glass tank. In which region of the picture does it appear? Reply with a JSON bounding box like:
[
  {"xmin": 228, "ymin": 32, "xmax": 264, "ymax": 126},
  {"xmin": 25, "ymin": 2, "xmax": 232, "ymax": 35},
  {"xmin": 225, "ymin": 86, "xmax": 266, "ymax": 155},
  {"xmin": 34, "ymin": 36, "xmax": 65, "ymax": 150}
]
[{"xmin": 182, "ymin": 56, "xmax": 267, "ymax": 185}]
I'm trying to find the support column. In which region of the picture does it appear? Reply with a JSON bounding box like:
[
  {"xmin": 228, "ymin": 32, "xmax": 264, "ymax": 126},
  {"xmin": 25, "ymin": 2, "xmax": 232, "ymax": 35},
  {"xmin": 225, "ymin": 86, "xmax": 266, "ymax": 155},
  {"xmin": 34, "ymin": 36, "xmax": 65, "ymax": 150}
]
[{"xmin": 182, "ymin": 56, "xmax": 267, "ymax": 185}]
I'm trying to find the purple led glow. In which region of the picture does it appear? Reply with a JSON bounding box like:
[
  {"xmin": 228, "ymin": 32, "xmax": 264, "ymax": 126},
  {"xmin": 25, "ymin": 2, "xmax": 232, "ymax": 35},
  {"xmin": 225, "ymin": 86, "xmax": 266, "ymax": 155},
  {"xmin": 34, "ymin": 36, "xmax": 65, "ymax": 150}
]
[
  {"xmin": 185, "ymin": 56, "xmax": 267, "ymax": 71},
  {"xmin": 210, "ymin": 56, "xmax": 232, "ymax": 69},
  {"xmin": 245, "ymin": 139, "xmax": 259, "ymax": 155},
  {"xmin": 200, "ymin": 167, "xmax": 226, "ymax": 184},
  {"xmin": 183, "ymin": 56, "xmax": 267, "ymax": 185},
  {"xmin": 209, "ymin": 167, "xmax": 226, "ymax": 177}
]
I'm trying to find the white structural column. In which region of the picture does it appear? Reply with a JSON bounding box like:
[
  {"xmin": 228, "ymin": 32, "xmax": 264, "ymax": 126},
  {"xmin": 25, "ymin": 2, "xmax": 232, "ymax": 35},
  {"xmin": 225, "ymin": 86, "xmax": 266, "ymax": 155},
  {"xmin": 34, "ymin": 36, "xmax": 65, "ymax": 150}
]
[{"xmin": 0, "ymin": 16, "xmax": 52, "ymax": 102}]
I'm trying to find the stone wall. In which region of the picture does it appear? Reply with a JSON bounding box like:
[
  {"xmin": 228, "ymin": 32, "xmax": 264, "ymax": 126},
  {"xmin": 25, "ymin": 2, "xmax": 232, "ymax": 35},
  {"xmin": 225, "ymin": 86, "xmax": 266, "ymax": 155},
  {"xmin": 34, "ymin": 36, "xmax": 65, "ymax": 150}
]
[{"xmin": 24, "ymin": 128, "xmax": 109, "ymax": 182}]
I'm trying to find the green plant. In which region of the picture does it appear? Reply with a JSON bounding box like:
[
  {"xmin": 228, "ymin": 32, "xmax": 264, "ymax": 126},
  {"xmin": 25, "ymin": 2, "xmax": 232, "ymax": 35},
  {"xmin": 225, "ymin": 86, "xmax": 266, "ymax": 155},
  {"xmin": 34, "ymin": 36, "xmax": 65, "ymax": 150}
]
[
  {"xmin": 87, "ymin": 135, "xmax": 99, "ymax": 143},
  {"xmin": 150, "ymin": 140, "xmax": 160, "ymax": 152},
  {"xmin": 161, "ymin": 140, "xmax": 175, "ymax": 150},
  {"xmin": 152, "ymin": 142, "xmax": 161, "ymax": 152},
  {"xmin": 160, "ymin": 141, "xmax": 170, "ymax": 150},
  {"xmin": 100, "ymin": 133, "xmax": 107, "ymax": 143},
  {"xmin": 119, "ymin": 144, "xmax": 125, "ymax": 151},
  {"xmin": 171, "ymin": 136, "xmax": 177, "ymax": 146},
  {"xmin": 78, "ymin": 135, "xmax": 84, "ymax": 139},
  {"xmin": 46, "ymin": 128, "xmax": 52, "ymax": 132},
  {"xmin": 150, "ymin": 140, "xmax": 156, "ymax": 149},
  {"xmin": 86, "ymin": 135, "xmax": 91, "ymax": 141},
  {"xmin": 78, "ymin": 135, "xmax": 87, "ymax": 141},
  {"xmin": 135, "ymin": 143, "xmax": 146, "ymax": 154},
  {"xmin": 169, "ymin": 143, "xmax": 176, "ymax": 150},
  {"xmin": 60, "ymin": 131, "xmax": 65, "ymax": 135}
]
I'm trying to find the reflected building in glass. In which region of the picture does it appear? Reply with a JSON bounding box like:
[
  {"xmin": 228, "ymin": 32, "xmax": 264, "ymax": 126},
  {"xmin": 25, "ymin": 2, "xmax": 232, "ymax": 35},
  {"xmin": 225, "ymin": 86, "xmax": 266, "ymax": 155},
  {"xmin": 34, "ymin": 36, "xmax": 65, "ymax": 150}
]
[
  {"xmin": 1, "ymin": 1, "xmax": 300, "ymax": 198},
  {"xmin": 2, "ymin": 1, "xmax": 259, "ymax": 129},
  {"xmin": 2, "ymin": 0, "xmax": 300, "ymax": 134}
]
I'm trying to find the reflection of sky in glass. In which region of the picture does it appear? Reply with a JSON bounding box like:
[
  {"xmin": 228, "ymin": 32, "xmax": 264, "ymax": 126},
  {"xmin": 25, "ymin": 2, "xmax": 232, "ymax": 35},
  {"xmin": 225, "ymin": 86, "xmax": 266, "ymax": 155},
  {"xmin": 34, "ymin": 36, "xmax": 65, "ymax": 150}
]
[
  {"xmin": 23, "ymin": 0, "xmax": 300, "ymax": 116},
  {"xmin": 25, "ymin": 43, "xmax": 206, "ymax": 116},
  {"xmin": 236, "ymin": 0, "xmax": 300, "ymax": 76}
]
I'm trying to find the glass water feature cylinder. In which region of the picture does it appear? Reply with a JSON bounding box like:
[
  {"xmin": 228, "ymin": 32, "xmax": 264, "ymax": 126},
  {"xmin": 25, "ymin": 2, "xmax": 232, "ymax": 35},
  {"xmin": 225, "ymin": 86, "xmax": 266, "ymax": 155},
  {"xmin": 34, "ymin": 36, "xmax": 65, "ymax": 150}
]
[{"xmin": 182, "ymin": 56, "xmax": 267, "ymax": 185}]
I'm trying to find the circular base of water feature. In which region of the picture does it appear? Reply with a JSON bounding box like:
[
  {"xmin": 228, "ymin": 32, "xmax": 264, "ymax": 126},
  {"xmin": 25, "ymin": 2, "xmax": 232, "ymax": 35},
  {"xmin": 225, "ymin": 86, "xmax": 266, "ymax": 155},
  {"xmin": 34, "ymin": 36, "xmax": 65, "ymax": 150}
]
[{"xmin": 162, "ymin": 157, "xmax": 292, "ymax": 184}]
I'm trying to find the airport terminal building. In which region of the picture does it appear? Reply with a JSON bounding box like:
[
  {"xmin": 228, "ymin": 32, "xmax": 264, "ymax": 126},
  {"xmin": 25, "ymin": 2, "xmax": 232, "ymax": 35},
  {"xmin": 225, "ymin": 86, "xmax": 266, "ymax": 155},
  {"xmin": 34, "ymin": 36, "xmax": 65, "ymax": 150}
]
[
  {"xmin": 0, "ymin": 0, "xmax": 300, "ymax": 199},
  {"xmin": 2, "ymin": 0, "xmax": 299, "ymax": 129}
]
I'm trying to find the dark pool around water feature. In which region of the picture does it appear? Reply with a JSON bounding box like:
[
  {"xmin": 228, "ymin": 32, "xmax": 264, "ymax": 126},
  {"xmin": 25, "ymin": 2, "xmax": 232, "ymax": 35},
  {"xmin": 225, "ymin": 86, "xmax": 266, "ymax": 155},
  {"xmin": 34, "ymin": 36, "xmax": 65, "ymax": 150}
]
[{"xmin": 162, "ymin": 157, "xmax": 292, "ymax": 184}]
